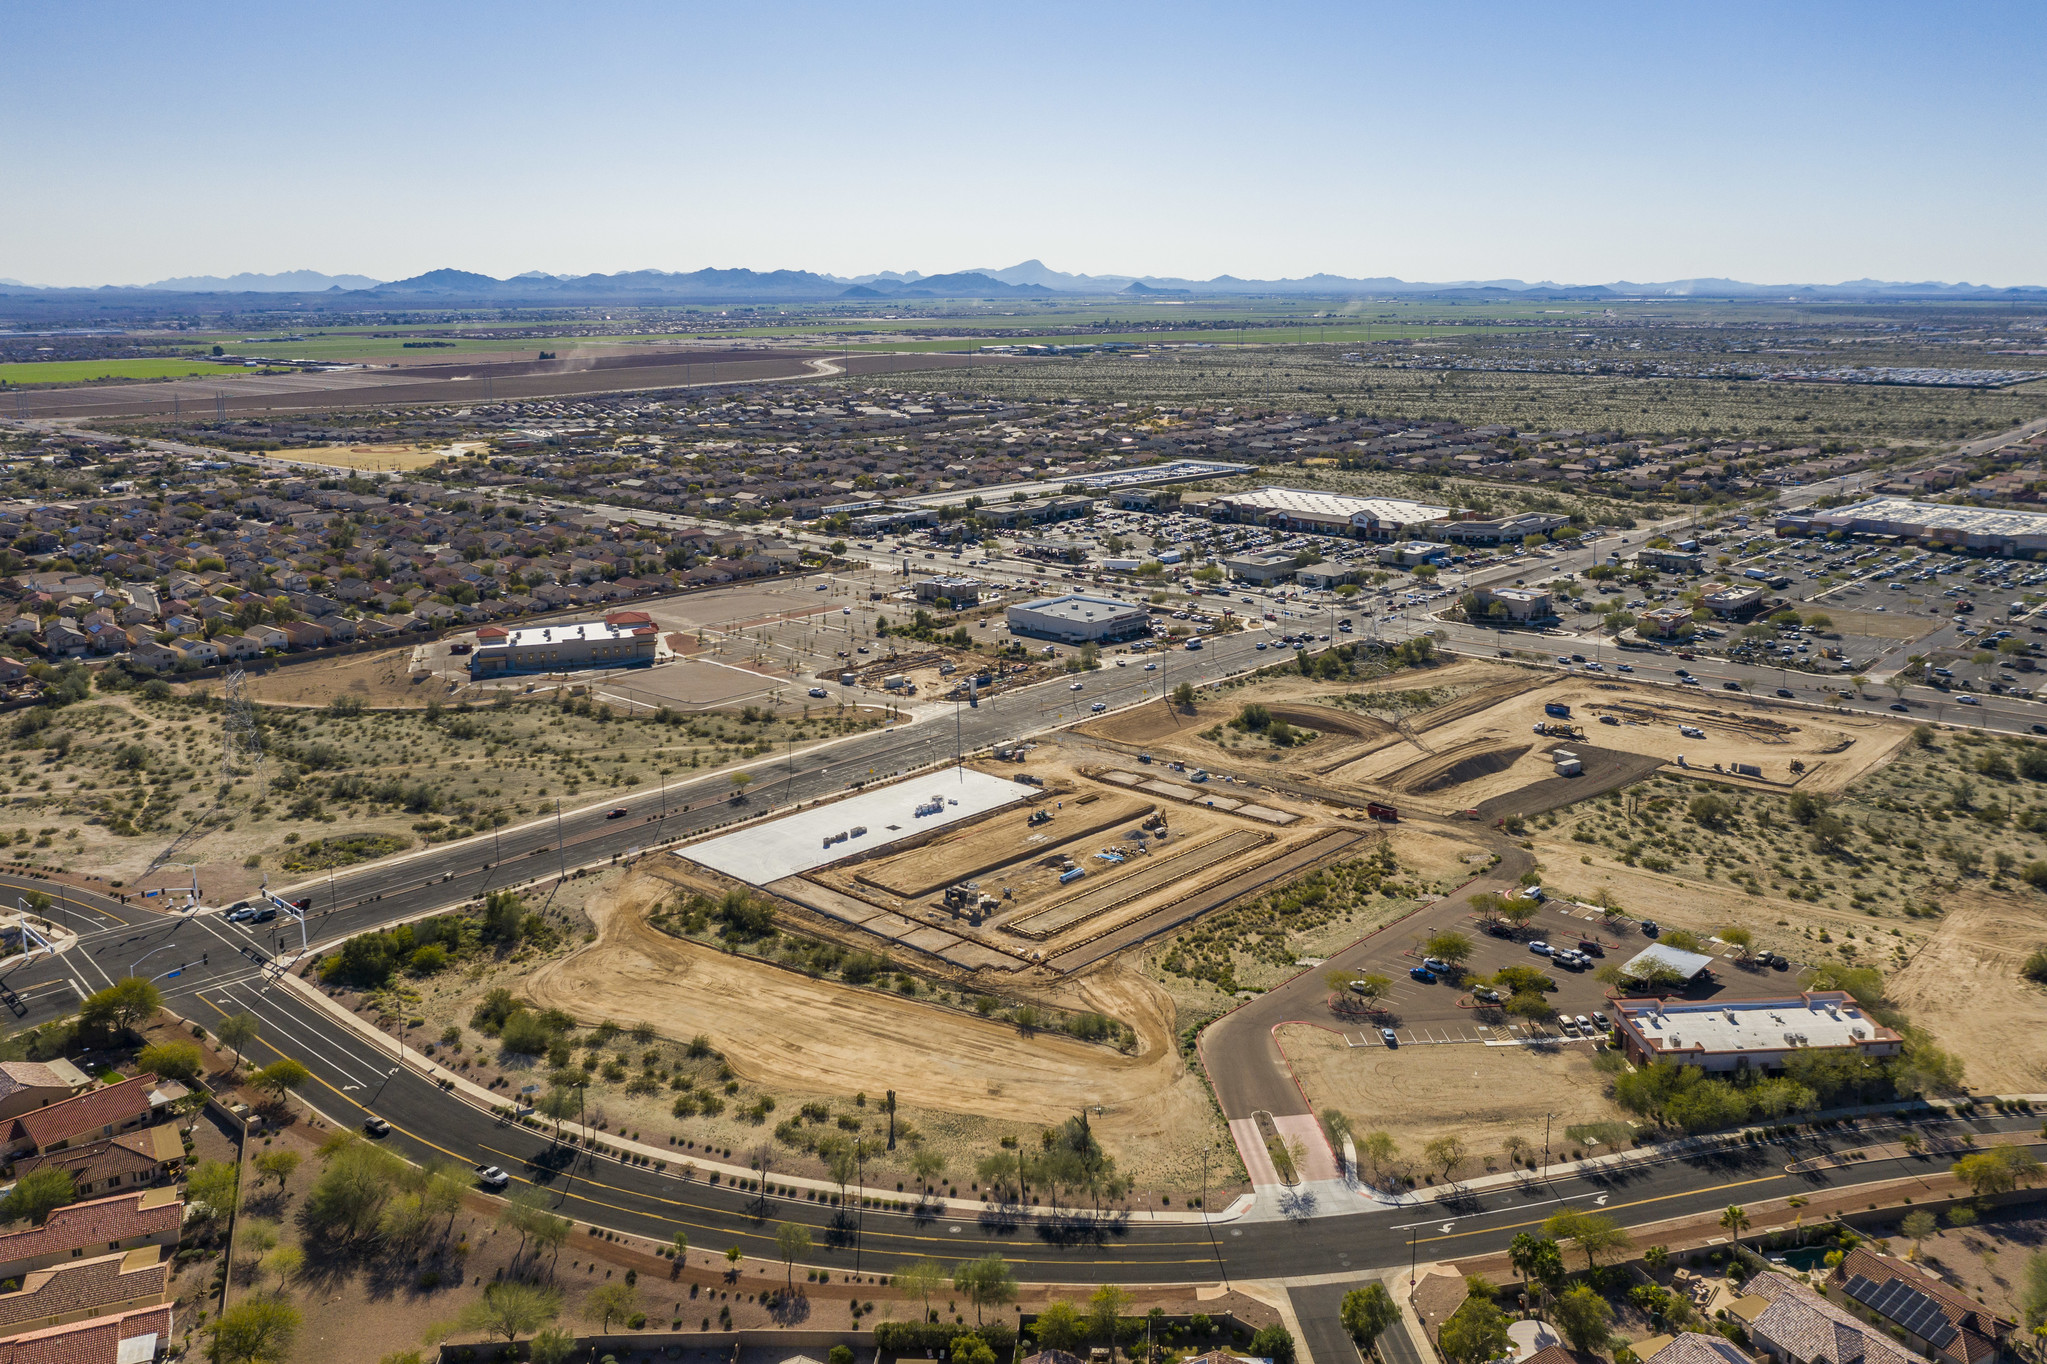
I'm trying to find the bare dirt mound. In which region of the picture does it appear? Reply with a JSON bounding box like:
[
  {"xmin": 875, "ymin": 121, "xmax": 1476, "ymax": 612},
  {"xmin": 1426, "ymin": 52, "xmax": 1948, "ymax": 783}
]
[
  {"xmin": 1388, "ymin": 740, "xmax": 1532, "ymax": 795},
  {"xmin": 1887, "ymin": 895, "xmax": 2047, "ymax": 1094},
  {"xmin": 523, "ymin": 869, "xmax": 1218, "ymax": 1165},
  {"xmin": 1262, "ymin": 706, "xmax": 1388, "ymax": 742}
]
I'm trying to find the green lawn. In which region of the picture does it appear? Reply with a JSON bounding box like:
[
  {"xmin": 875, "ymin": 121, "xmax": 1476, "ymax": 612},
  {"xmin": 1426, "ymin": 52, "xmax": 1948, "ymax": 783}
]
[{"xmin": 0, "ymin": 357, "xmax": 234, "ymax": 386}]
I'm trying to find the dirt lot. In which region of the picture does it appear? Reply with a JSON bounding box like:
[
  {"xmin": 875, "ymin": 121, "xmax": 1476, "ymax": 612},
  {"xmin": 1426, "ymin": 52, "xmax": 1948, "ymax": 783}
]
[
  {"xmin": 268, "ymin": 440, "xmax": 477, "ymax": 472},
  {"xmin": 512, "ymin": 867, "xmax": 1233, "ymax": 1192},
  {"xmin": 1277, "ymin": 1023, "xmax": 1625, "ymax": 1175},
  {"xmin": 0, "ymin": 684, "xmax": 877, "ymax": 892},
  {"xmin": 1888, "ymin": 894, "xmax": 2047, "ymax": 1094},
  {"xmin": 223, "ymin": 646, "xmax": 431, "ymax": 708}
]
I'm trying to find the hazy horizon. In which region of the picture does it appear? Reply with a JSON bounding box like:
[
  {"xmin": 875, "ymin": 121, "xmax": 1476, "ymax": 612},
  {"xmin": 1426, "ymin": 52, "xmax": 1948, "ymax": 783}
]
[{"xmin": 7, "ymin": 0, "xmax": 2043, "ymax": 289}]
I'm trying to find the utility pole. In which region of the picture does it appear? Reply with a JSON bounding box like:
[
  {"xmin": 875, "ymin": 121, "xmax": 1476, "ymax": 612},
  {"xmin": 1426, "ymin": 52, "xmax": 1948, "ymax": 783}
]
[{"xmin": 555, "ymin": 799, "xmax": 567, "ymax": 884}]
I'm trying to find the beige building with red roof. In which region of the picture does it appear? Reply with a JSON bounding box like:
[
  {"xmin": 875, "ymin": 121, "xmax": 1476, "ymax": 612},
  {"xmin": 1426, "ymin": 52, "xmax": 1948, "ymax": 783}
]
[
  {"xmin": 0, "ymin": 1302, "xmax": 171, "ymax": 1364},
  {"xmin": 0, "ymin": 1190, "xmax": 182, "ymax": 1283},
  {"xmin": 2, "ymin": 1079, "xmax": 162, "ymax": 1160}
]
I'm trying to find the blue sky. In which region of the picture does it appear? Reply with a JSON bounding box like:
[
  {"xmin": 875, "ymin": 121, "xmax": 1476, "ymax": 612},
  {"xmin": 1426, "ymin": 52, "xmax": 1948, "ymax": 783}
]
[{"xmin": 6, "ymin": 1, "xmax": 2042, "ymax": 287}]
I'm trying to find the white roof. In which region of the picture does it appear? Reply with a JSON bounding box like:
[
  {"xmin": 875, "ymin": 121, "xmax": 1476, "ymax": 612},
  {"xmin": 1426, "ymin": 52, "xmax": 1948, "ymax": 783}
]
[
  {"xmin": 679, "ymin": 767, "xmax": 1025, "ymax": 884},
  {"xmin": 1012, "ymin": 594, "xmax": 1147, "ymax": 623},
  {"xmin": 1619, "ymin": 994, "xmax": 1888, "ymax": 1055},
  {"xmin": 1817, "ymin": 496, "xmax": 2047, "ymax": 537},
  {"xmin": 1217, "ymin": 486, "xmax": 1451, "ymax": 525},
  {"xmin": 1621, "ymin": 943, "xmax": 1718, "ymax": 978},
  {"xmin": 497, "ymin": 617, "xmax": 647, "ymax": 648}
]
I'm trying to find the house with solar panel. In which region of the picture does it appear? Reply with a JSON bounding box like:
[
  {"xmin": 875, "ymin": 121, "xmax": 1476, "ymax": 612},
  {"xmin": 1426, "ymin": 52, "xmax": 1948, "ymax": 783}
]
[{"xmin": 1825, "ymin": 1247, "xmax": 2015, "ymax": 1364}]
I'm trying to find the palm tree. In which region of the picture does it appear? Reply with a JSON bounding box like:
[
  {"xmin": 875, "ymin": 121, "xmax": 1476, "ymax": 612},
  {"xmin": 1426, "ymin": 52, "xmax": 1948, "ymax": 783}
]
[{"xmin": 1720, "ymin": 1204, "xmax": 1751, "ymax": 1252}]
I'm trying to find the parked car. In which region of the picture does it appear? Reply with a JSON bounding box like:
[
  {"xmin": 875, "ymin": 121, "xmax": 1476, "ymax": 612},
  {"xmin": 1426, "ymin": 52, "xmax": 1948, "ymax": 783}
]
[
  {"xmin": 1422, "ymin": 956, "xmax": 1451, "ymax": 973},
  {"xmin": 1528, "ymin": 941, "xmax": 1552, "ymax": 956},
  {"xmin": 1380, "ymin": 1028, "xmax": 1399, "ymax": 1047},
  {"xmin": 1409, "ymin": 966, "xmax": 1437, "ymax": 983}
]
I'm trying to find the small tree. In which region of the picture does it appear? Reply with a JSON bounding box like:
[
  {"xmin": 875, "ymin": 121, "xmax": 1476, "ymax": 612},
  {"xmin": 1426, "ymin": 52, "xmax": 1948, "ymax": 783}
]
[
  {"xmin": 137, "ymin": 1041, "xmax": 203, "ymax": 1085},
  {"xmin": 1088, "ymin": 1284, "xmax": 1133, "ymax": 1344},
  {"xmin": 254, "ymin": 1150, "xmax": 304, "ymax": 1190},
  {"xmin": 953, "ymin": 1254, "xmax": 1017, "ymax": 1324},
  {"xmin": 1901, "ymin": 1210, "xmax": 1938, "ymax": 1259},
  {"xmin": 459, "ymin": 1281, "xmax": 560, "ymax": 1346},
  {"xmin": 209, "ymin": 1298, "xmax": 302, "ymax": 1364},
  {"xmin": 583, "ymin": 1281, "xmax": 638, "ymax": 1332},
  {"xmin": 1543, "ymin": 1208, "xmax": 1632, "ymax": 1270},
  {"xmin": 775, "ymin": 1221, "xmax": 812, "ymax": 1288},
  {"xmin": 1034, "ymin": 1300, "xmax": 1086, "ymax": 1351},
  {"xmin": 215, "ymin": 1011, "xmax": 260, "ymax": 1068},
  {"xmin": 263, "ymin": 1244, "xmax": 304, "ymax": 1291},
  {"xmin": 1424, "ymin": 1135, "xmax": 1467, "ymax": 1185},
  {"xmin": 1341, "ymin": 1282, "xmax": 1398, "ymax": 1358},
  {"xmin": 3, "ymin": 1168, "xmax": 74, "ymax": 1224},
  {"xmin": 898, "ymin": 1258, "xmax": 946, "ymax": 1323},
  {"xmin": 1424, "ymin": 931, "xmax": 1473, "ymax": 968},
  {"xmin": 1720, "ymin": 926, "xmax": 1754, "ymax": 959},
  {"xmin": 1551, "ymin": 1284, "xmax": 1614, "ymax": 1353},
  {"xmin": 252, "ymin": 1058, "xmax": 311, "ymax": 1102},
  {"xmin": 1173, "ymin": 681, "xmax": 1195, "ymax": 708}
]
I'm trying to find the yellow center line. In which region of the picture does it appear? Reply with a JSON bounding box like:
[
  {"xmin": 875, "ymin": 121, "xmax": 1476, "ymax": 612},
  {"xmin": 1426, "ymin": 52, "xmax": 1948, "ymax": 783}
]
[
  {"xmin": 1413, "ymin": 1171, "xmax": 1789, "ymax": 1247},
  {"xmin": 0, "ymin": 877, "xmax": 132, "ymax": 926}
]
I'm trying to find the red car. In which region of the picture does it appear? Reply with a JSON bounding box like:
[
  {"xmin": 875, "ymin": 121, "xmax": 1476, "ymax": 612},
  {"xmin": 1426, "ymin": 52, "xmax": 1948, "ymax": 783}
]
[{"xmin": 607, "ymin": 808, "xmax": 629, "ymax": 819}]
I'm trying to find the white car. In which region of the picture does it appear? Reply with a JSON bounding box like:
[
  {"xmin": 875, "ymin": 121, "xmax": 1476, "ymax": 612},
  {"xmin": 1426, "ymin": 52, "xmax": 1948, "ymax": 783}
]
[
  {"xmin": 474, "ymin": 1165, "xmax": 510, "ymax": 1190},
  {"xmin": 1070, "ymin": 681, "xmax": 1084, "ymax": 691}
]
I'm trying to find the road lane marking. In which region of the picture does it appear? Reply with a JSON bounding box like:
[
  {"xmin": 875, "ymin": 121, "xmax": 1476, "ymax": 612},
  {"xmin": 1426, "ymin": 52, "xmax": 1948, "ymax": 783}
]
[
  {"xmin": 1407, "ymin": 1171, "xmax": 1788, "ymax": 1247},
  {"xmin": 214, "ymin": 984, "xmax": 384, "ymax": 1088}
]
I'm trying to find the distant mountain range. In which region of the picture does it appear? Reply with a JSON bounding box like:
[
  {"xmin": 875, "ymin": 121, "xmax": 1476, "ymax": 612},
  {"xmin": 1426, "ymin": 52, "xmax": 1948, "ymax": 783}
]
[{"xmin": 1, "ymin": 262, "xmax": 2040, "ymax": 312}]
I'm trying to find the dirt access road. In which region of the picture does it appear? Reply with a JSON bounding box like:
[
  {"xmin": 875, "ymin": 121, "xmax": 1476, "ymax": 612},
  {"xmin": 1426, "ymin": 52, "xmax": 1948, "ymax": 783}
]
[
  {"xmin": 1199, "ymin": 817, "xmax": 1531, "ymax": 1124},
  {"xmin": 523, "ymin": 869, "xmax": 1220, "ymax": 1168}
]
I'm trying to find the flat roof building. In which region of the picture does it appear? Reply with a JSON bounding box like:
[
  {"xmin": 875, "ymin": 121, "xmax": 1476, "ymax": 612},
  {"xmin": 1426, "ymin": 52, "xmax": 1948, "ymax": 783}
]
[
  {"xmin": 1470, "ymin": 585, "xmax": 1554, "ymax": 622},
  {"xmin": 1377, "ymin": 541, "xmax": 1447, "ymax": 567},
  {"xmin": 1435, "ymin": 511, "xmax": 1571, "ymax": 546},
  {"xmin": 1806, "ymin": 497, "xmax": 2047, "ymax": 556},
  {"xmin": 469, "ymin": 611, "xmax": 658, "ymax": 678},
  {"xmin": 1221, "ymin": 551, "xmax": 1299, "ymax": 584},
  {"xmin": 914, "ymin": 576, "xmax": 983, "ymax": 607},
  {"xmin": 1005, "ymin": 594, "xmax": 1151, "ymax": 645},
  {"xmin": 1700, "ymin": 583, "xmax": 1767, "ymax": 617},
  {"xmin": 1612, "ymin": 991, "xmax": 1903, "ymax": 1073},
  {"xmin": 1208, "ymin": 487, "xmax": 1455, "ymax": 540}
]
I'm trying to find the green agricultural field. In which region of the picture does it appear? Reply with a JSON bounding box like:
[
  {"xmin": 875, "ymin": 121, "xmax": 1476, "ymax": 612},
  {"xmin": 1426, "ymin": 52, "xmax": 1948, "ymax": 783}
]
[{"xmin": 0, "ymin": 356, "xmax": 229, "ymax": 386}]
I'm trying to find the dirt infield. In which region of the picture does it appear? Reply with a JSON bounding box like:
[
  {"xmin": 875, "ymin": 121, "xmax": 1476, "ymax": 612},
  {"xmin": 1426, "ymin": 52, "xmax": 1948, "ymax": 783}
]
[{"xmin": 521, "ymin": 868, "xmax": 1223, "ymax": 1181}]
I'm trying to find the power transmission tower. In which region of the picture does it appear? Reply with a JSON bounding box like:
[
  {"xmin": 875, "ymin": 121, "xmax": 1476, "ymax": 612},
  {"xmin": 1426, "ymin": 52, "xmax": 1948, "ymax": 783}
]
[{"xmin": 221, "ymin": 669, "xmax": 265, "ymax": 794}]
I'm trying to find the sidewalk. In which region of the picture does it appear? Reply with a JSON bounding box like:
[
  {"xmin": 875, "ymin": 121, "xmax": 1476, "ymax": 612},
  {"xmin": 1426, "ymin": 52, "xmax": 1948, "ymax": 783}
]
[{"xmin": 275, "ymin": 969, "xmax": 1255, "ymax": 1226}]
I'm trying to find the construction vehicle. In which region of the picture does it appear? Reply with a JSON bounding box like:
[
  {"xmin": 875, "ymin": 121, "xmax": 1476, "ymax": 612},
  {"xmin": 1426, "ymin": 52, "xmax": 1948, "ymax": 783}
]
[
  {"xmin": 1365, "ymin": 802, "xmax": 1400, "ymax": 823},
  {"xmin": 1027, "ymin": 809, "xmax": 1053, "ymax": 827},
  {"xmin": 1532, "ymin": 720, "xmax": 1584, "ymax": 739}
]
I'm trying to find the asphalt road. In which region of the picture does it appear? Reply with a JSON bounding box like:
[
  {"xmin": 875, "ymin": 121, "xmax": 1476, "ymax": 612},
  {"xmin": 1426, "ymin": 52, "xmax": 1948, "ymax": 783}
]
[{"xmin": 2, "ymin": 414, "xmax": 2044, "ymax": 1306}]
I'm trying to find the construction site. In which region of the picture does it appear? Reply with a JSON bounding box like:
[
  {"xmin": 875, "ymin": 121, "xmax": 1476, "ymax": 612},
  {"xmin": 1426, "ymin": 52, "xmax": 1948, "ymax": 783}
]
[
  {"xmin": 676, "ymin": 753, "xmax": 1362, "ymax": 977},
  {"xmin": 1074, "ymin": 659, "xmax": 1912, "ymax": 819}
]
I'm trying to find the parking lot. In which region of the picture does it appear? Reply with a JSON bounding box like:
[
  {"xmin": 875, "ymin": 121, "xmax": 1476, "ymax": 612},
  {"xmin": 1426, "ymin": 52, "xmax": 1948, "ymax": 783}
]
[{"xmin": 1324, "ymin": 894, "xmax": 1798, "ymax": 1050}]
